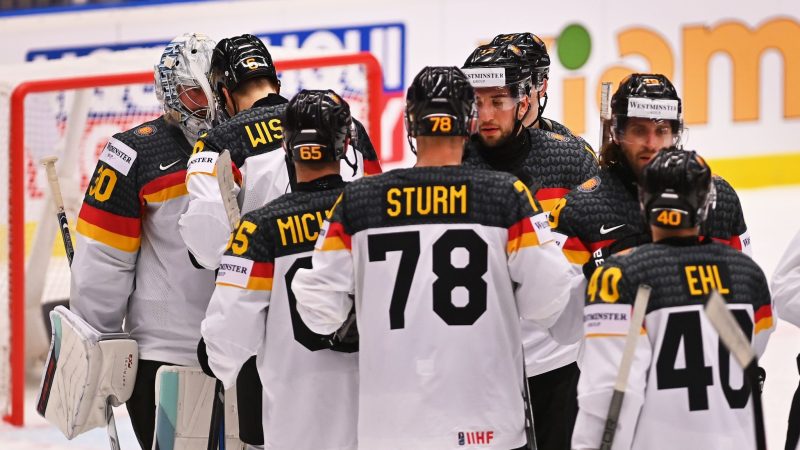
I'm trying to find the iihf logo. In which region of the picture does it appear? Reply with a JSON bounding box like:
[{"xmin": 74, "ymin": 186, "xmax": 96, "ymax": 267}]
[{"xmin": 457, "ymin": 430, "xmax": 495, "ymax": 445}]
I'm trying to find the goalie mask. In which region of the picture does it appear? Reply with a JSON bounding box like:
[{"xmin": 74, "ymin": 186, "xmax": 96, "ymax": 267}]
[
  {"xmin": 611, "ymin": 73, "xmax": 683, "ymax": 148},
  {"xmin": 405, "ymin": 66, "xmax": 476, "ymax": 149},
  {"xmin": 210, "ymin": 34, "xmax": 280, "ymax": 123},
  {"xmin": 639, "ymin": 147, "xmax": 716, "ymax": 229},
  {"xmin": 154, "ymin": 33, "xmax": 216, "ymax": 143},
  {"xmin": 283, "ymin": 89, "xmax": 352, "ymax": 163},
  {"xmin": 491, "ymin": 32, "xmax": 550, "ymax": 125}
]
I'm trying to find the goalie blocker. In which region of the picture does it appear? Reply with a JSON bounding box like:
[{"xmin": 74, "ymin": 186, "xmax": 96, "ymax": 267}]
[{"xmin": 36, "ymin": 306, "xmax": 137, "ymax": 440}]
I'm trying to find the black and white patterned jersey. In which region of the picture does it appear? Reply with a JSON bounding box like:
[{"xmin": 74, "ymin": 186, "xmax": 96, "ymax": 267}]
[
  {"xmin": 550, "ymin": 162, "xmax": 751, "ymax": 272},
  {"xmin": 71, "ymin": 116, "xmax": 216, "ymax": 365},
  {"xmin": 292, "ymin": 166, "xmax": 573, "ymax": 449},
  {"xmin": 201, "ymin": 176, "xmax": 356, "ymax": 450},
  {"xmin": 573, "ymin": 237, "xmax": 773, "ymax": 450},
  {"xmin": 180, "ymin": 93, "xmax": 382, "ymax": 269},
  {"xmin": 463, "ymin": 125, "xmax": 599, "ymax": 376}
]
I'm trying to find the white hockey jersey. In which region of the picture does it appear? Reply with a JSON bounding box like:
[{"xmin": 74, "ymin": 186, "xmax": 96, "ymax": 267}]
[
  {"xmin": 71, "ymin": 117, "xmax": 216, "ymax": 366},
  {"xmin": 179, "ymin": 94, "xmax": 381, "ymax": 270},
  {"xmin": 201, "ymin": 177, "xmax": 357, "ymax": 450},
  {"xmin": 772, "ymin": 229, "xmax": 800, "ymax": 327},
  {"xmin": 293, "ymin": 166, "xmax": 574, "ymax": 450},
  {"xmin": 573, "ymin": 237, "xmax": 774, "ymax": 450}
]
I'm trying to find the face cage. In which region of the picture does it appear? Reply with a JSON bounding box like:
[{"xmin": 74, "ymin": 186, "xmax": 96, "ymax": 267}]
[{"xmin": 155, "ymin": 38, "xmax": 216, "ymax": 139}]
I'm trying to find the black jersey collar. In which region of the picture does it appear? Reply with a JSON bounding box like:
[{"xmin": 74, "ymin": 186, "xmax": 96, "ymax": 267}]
[
  {"xmin": 295, "ymin": 174, "xmax": 345, "ymax": 192},
  {"xmin": 253, "ymin": 93, "xmax": 289, "ymax": 108},
  {"xmin": 472, "ymin": 130, "xmax": 530, "ymax": 174},
  {"xmin": 654, "ymin": 235, "xmax": 709, "ymax": 247}
]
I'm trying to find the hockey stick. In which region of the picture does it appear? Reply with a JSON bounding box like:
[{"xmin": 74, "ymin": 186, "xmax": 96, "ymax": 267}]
[
  {"xmin": 599, "ymin": 82, "xmax": 613, "ymax": 153},
  {"xmin": 217, "ymin": 150, "xmax": 241, "ymax": 230},
  {"xmin": 599, "ymin": 284, "xmax": 651, "ymax": 450},
  {"xmin": 41, "ymin": 157, "xmax": 75, "ymax": 265},
  {"xmin": 704, "ymin": 290, "xmax": 767, "ymax": 450},
  {"xmin": 41, "ymin": 156, "xmax": 122, "ymax": 450},
  {"xmin": 522, "ymin": 363, "xmax": 538, "ymax": 450},
  {"xmin": 206, "ymin": 149, "xmax": 240, "ymax": 450}
]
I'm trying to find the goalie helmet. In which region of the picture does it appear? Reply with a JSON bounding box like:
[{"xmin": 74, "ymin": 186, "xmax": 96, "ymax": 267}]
[
  {"xmin": 611, "ymin": 73, "xmax": 683, "ymax": 143},
  {"xmin": 210, "ymin": 34, "xmax": 280, "ymax": 122},
  {"xmin": 639, "ymin": 147, "xmax": 716, "ymax": 229},
  {"xmin": 405, "ymin": 66, "xmax": 475, "ymax": 138},
  {"xmin": 154, "ymin": 33, "xmax": 217, "ymax": 142},
  {"xmin": 283, "ymin": 89, "xmax": 352, "ymax": 163}
]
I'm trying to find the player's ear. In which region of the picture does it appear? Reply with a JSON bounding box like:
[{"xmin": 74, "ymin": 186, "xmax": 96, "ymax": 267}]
[
  {"xmin": 222, "ymin": 87, "xmax": 236, "ymax": 116},
  {"xmin": 518, "ymin": 96, "xmax": 531, "ymax": 120}
]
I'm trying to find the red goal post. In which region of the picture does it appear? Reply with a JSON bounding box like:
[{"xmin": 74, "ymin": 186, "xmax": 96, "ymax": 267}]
[{"xmin": 1, "ymin": 49, "xmax": 383, "ymax": 426}]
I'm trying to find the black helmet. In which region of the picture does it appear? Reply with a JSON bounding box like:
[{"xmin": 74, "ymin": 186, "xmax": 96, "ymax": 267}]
[
  {"xmin": 462, "ymin": 43, "xmax": 532, "ymax": 98},
  {"xmin": 210, "ymin": 34, "xmax": 279, "ymax": 120},
  {"xmin": 405, "ymin": 66, "xmax": 475, "ymax": 139},
  {"xmin": 639, "ymin": 147, "xmax": 715, "ymax": 229},
  {"xmin": 284, "ymin": 89, "xmax": 352, "ymax": 163},
  {"xmin": 611, "ymin": 73, "xmax": 682, "ymax": 140},
  {"xmin": 490, "ymin": 33, "xmax": 550, "ymax": 88}
]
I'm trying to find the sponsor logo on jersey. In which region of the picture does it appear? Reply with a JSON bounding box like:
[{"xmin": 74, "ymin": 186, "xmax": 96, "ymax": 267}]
[
  {"xmin": 531, "ymin": 212, "xmax": 554, "ymax": 244},
  {"xmin": 385, "ymin": 183, "xmax": 468, "ymax": 219},
  {"xmin": 133, "ymin": 125, "xmax": 156, "ymax": 136},
  {"xmin": 599, "ymin": 223, "xmax": 625, "ymax": 235},
  {"xmin": 277, "ymin": 210, "xmax": 330, "ymax": 247},
  {"xmin": 187, "ymin": 151, "xmax": 218, "ymax": 175},
  {"xmin": 457, "ymin": 430, "xmax": 495, "ymax": 446},
  {"xmin": 547, "ymin": 131, "xmax": 567, "ymax": 141},
  {"xmin": 159, "ymin": 159, "xmax": 181, "ymax": 171},
  {"xmin": 584, "ymin": 303, "xmax": 632, "ymax": 337},
  {"xmin": 217, "ymin": 255, "xmax": 255, "ymax": 288},
  {"xmin": 682, "ymin": 262, "xmax": 731, "ymax": 296},
  {"xmin": 577, "ymin": 176, "xmax": 601, "ymax": 193},
  {"xmin": 99, "ymin": 137, "xmax": 137, "ymax": 176}
]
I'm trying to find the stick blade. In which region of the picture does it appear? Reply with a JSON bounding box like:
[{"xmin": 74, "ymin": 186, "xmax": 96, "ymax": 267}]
[{"xmin": 705, "ymin": 290, "xmax": 755, "ymax": 369}]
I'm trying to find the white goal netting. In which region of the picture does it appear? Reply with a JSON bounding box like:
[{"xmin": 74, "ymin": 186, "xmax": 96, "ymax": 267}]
[{"xmin": 0, "ymin": 46, "xmax": 383, "ymax": 425}]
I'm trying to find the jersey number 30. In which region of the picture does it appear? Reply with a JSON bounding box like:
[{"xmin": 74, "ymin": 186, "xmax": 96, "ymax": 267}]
[{"xmin": 368, "ymin": 230, "xmax": 488, "ymax": 329}]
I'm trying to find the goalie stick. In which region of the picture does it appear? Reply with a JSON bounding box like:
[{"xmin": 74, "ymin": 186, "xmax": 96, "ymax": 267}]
[
  {"xmin": 207, "ymin": 149, "xmax": 240, "ymax": 450},
  {"xmin": 599, "ymin": 284, "xmax": 651, "ymax": 450},
  {"xmin": 704, "ymin": 290, "xmax": 767, "ymax": 450},
  {"xmin": 41, "ymin": 156, "xmax": 122, "ymax": 450},
  {"xmin": 599, "ymin": 82, "xmax": 613, "ymax": 153}
]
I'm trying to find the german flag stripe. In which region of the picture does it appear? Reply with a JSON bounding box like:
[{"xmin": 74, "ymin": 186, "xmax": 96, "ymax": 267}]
[
  {"xmin": 78, "ymin": 203, "xmax": 141, "ymax": 238},
  {"xmin": 363, "ymin": 159, "xmax": 382, "ymax": 176},
  {"xmin": 588, "ymin": 239, "xmax": 615, "ymax": 252},
  {"xmin": 562, "ymin": 236, "xmax": 590, "ymax": 265},
  {"xmin": 141, "ymin": 171, "xmax": 188, "ymax": 203},
  {"xmin": 586, "ymin": 328, "xmax": 646, "ymax": 339},
  {"xmin": 535, "ymin": 187, "xmax": 570, "ymax": 201},
  {"xmin": 755, "ymin": 304, "xmax": 773, "ymax": 334},
  {"xmin": 320, "ymin": 221, "xmax": 351, "ymax": 251},
  {"xmin": 507, "ymin": 217, "xmax": 540, "ymax": 254},
  {"xmin": 76, "ymin": 218, "xmax": 141, "ymax": 252},
  {"xmin": 712, "ymin": 236, "xmax": 742, "ymax": 251}
]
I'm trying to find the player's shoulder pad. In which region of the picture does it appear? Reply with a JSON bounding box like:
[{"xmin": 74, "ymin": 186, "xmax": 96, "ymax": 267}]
[
  {"xmin": 352, "ymin": 118, "xmax": 378, "ymax": 161},
  {"xmin": 201, "ymin": 103, "xmax": 288, "ymax": 166},
  {"xmin": 527, "ymin": 127, "xmax": 598, "ymax": 161},
  {"xmin": 102, "ymin": 116, "xmax": 175, "ymax": 177}
]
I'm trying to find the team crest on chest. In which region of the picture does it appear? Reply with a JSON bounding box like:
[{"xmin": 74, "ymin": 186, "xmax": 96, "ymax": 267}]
[
  {"xmin": 134, "ymin": 125, "xmax": 157, "ymax": 137},
  {"xmin": 578, "ymin": 176, "xmax": 601, "ymax": 193}
]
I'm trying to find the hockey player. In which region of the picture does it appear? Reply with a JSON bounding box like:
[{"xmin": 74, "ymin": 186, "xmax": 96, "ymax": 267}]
[
  {"xmin": 69, "ymin": 33, "xmax": 217, "ymax": 450},
  {"xmin": 549, "ymin": 73, "xmax": 751, "ymax": 285},
  {"xmin": 180, "ymin": 33, "xmax": 381, "ymax": 271},
  {"xmin": 184, "ymin": 34, "xmax": 380, "ymax": 447},
  {"xmin": 461, "ymin": 41, "xmax": 597, "ymax": 450},
  {"xmin": 292, "ymin": 66, "xmax": 574, "ymax": 450},
  {"xmin": 573, "ymin": 148, "xmax": 774, "ymax": 450},
  {"xmin": 200, "ymin": 89, "xmax": 358, "ymax": 450},
  {"xmin": 490, "ymin": 32, "xmax": 589, "ymax": 143},
  {"xmin": 770, "ymin": 230, "xmax": 800, "ymax": 450}
]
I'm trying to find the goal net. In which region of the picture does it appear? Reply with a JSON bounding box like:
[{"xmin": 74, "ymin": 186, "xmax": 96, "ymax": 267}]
[{"xmin": 0, "ymin": 46, "xmax": 383, "ymax": 425}]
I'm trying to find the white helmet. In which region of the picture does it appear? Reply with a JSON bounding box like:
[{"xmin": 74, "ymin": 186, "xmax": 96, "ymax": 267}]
[{"xmin": 154, "ymin": 33, "xmax": 217, "ymax": 142}]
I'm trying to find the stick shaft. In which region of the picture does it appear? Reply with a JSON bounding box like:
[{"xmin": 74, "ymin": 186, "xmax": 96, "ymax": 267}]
[{"xmin": 41, "ymin": 157, "xmax": 74, "ymax": 265}]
